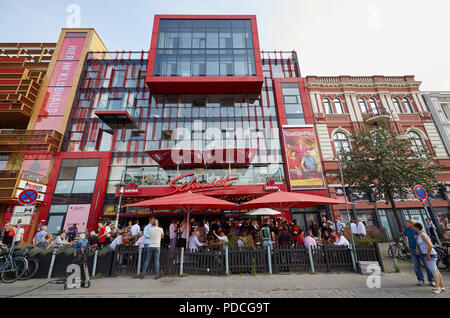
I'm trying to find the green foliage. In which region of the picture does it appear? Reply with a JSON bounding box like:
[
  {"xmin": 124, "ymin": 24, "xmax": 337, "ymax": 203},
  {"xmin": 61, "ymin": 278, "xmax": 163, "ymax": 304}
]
[
  {"xmin": 338, "ymin": 122, "xmax": 440, "ymax": 229},
  {"xmin": 352, "ymin": 234, "xmax": 381, "ymax": 247}
]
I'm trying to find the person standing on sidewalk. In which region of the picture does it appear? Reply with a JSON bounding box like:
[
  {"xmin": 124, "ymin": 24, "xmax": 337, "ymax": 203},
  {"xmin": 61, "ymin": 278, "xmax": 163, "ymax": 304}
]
[
  {"xmin": 403, "ymin": 220, "xmax": 435, "ymax": 287},
  {"xmin": 140, "ymin": 219, "xmax": 164, "ymax": 279},
  {"xmin": 169, "ymin": 219, "xmax": 178, "ymax": 251},
  {"xmin": 414, "ymin": 223, "xmax": 445, "ymax": 294}
]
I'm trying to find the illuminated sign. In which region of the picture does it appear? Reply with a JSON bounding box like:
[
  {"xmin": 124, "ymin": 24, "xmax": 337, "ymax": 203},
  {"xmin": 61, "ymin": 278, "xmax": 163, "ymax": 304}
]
[
  {"xmin": 263, "ymin": 179, "xmax": 280, "ymax": 191},
  {"xmin": 168, "ymin": 173, "xmax": 239, "ymax": 195},
  {"xmin": 123, "ymin": 183, "xmax": 141, "ymax": 195}
]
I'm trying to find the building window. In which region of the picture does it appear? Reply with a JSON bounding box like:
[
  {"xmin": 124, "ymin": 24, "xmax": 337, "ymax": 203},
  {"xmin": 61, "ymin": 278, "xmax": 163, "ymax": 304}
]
[
  {"xmin": 155, "ymin": 19, "xmax": 256, "ymax": 77},
  {"xmin": 323, "ymin": 98, "xmax": 333, "ymax": 114},
  {"xmin": 54, "ymin": 159, "xmax": 99, "ymax": 194},
  {"xmin": 408, "ymin": 131, "xmax": 425, "ymax": 153},
  {"xmin": 358, "ymin": 98, "xmax": 369, "ymax": 114},
  {"xmin": 403, "ymin": 98, "xmax": 414, "ymax": 113},
  {"xmin": 333, "ymin": 98, "xmax": 344, "ymax": 114},
  {"xmin": 333, "ymin": 132, "xmax": 351, "ymax": 155},
  {"xmin": 369, "ymin": 98, "xmax": 379, "ymax": 115},
  {"xmin": 282, "ymin": 83, "xmax": 305, "ymax": 125},
  {"xmin": 393, "ymin": 98, "xmax": 403, "ymax": 114}
]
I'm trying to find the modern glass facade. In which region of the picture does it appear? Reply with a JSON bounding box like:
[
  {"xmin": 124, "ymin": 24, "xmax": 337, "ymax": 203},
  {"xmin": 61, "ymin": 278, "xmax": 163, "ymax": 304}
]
[{"xmin": 154, "ymin": 19, "xmax": 256, "ymax": 77}]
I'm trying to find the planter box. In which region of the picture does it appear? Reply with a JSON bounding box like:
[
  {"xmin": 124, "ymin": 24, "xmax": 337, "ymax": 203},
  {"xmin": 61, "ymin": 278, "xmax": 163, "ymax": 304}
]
[{"xmin": 32, "ymin": 252, "xmax": 113, "ymax": 278}]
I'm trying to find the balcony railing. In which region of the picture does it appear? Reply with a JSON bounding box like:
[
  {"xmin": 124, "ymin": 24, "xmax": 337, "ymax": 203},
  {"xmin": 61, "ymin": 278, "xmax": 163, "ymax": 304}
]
[
  {"xmin": 0, "ymin": 169, "xmax": 47, "ymax": 200},
  {"xmin": 362, "ymin": 107, "xmax": 391, "ymax": 123},
  {"xmin": 95, "ymin": 101, "xmax": 138, "ymax": 129},
  {"xmin": 0, "ymin": 129, "xmax": 62, "ymax": 154}
]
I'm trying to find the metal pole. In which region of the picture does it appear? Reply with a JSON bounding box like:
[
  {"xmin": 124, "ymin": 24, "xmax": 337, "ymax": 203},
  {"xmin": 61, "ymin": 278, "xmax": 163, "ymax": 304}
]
[
  {"xmin": 92, "ymin": 249, "xmax": 98, "ymax": 277},
  {"xmin": 137, "ymin": 247, "xmax": 142, "ymax": 275},
  {"xmin": 115, "ymin": 187, "xmax": 123, "ymax": 229},
  {"xmin": 307, "ymin": 245, "xmax": 315, "ymax": 273},
  {"xmin": 267, "ymin": 245, "xmax": 272, "ymax": 274},
  {"xmin": 225, "ymin": 245, "xmax": 229, "ymax": 275},
  {"xmin": 47, "ymin": 249, "xmax": 57, "ymax": 279},
  {"xmin": 179, "ymin": 247, "xmax": 184, "ymax": 276},
  {"xmin": 337, "ymin": 153, "xmax": 358, "ymax": 265}
]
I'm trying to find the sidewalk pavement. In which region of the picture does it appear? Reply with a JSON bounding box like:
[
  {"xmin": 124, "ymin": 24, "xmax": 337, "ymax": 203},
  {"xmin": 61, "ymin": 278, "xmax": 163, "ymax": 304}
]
[{"xmin": 0, "ymin": 268, "xmax": 448, "ymax": 298}]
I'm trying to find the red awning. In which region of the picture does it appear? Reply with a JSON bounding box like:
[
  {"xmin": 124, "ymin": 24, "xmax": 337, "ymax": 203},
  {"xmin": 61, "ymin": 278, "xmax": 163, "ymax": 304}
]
[
  {"xmin": 235, "ymin": 190, "xmax": 347, "ymax": 211},
  {"xmin": 146, "ymin": 148, "xmax": 256, "ymax": 168},
  {"xmin": 125, "ymin": 191, "xmax": 236, "ymax": 212}
]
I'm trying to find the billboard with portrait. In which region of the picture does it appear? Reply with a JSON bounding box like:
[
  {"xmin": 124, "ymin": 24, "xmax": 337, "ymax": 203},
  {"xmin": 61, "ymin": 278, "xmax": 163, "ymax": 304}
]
[{"xmin": 283, "ymin": 126, "xmax": 325, "ymax": 190}]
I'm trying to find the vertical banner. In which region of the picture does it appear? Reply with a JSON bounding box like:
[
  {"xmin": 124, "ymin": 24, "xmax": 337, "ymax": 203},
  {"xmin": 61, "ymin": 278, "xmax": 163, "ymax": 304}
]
[
  {"xmin": 283, "ymin": 126, "xmax": 325, "ymax": 190},
  {"xmin": 63, "ymin": 204, "xmax": 91, "ymax": 233}
]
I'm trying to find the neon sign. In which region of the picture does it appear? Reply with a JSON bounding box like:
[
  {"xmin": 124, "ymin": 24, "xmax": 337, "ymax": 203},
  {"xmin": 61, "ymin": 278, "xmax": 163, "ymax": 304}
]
[{"xmin": 168, "ymin": 173, "xmax": 239, "ymax": 195}]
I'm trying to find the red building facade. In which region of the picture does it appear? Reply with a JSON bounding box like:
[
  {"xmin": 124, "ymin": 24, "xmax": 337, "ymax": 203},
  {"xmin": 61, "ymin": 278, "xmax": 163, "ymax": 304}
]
[{"xmin": 305, "ymin": 75, "xmax": 450, "ymax": 239}]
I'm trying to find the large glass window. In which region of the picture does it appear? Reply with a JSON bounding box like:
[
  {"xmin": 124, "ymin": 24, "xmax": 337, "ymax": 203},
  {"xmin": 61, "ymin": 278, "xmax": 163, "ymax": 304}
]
[
  {"xmin": 54, "ymin": 159, "xmax": 99, "ymax": 194},
  {"xmin": 282, "ymin": 83, "xmax": 305, "ymax": 125},
  {"xmin": 154, "ymin": 19, "xmax": 256, "ymax": 77}
]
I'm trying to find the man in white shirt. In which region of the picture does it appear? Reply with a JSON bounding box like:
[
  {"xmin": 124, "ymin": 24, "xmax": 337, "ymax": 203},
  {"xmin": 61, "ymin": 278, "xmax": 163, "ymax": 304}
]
[
  {"xmin": 335, "ymin": 231, "xmax": 350, "ymax": 247},
  {"xmin": 131, "ymin": 220, "xmax": 141, "ymax": 237},
  {"xmin": 135, "ymin": 233, "xmax": 145, "ymax": 248},
  {"xmin": 140, "ymin": 219, "xmax": 164, "ymax": 279},
  {"xmin": 188, "ymin": 229, "xmax": 204, "ymax": 251},
  {"xmin": 13, "ymin": 226, "xmax": 25, "ymax": 245},
  {"xmin": 350, "ymin": 219, "xmax": 358, "ymax": 235},
  {"xmin": 109, "ymin": 230, "xmax": 123, "ymax": 250},
  {"xmin": 356, "ymin": 220, "xmax": 366, "ymax": 238},
  {"xmin": 169, "ymin": 219, "xmax": 179, "ymax": 251},
  {"xmin": 204, "ymin": 220, "xmax": 210, "ymax": 235}
]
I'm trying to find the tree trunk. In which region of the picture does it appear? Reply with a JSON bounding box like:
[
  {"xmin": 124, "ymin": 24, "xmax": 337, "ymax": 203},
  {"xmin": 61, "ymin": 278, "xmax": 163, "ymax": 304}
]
[{"xmin": 387, "ymin": 192, "xmax": 403, "ymax": 239}]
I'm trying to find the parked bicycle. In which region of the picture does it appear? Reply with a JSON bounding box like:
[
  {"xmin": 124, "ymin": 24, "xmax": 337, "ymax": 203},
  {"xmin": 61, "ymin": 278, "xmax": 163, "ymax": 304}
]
[
  {"xmin": 13, "ymin": 246, "xmax": 40, "ymax": 280},
  {"xmin": 435, "ymin": 241, "xmax": 450, "ymax": 270},
  {"xmin": 388, "ymin": 233, "xmax": 410, "ymax": 261},
  {"xmin": 0, "ymin": 244, "xmax": 28, "ymax": 283}
]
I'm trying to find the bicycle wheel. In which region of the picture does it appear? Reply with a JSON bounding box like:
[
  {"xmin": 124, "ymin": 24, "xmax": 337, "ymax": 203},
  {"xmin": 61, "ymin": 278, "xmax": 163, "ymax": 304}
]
[
  {"xmin": 13, "ymin": 257, "xmax": 28, "ymax": 279},
  {"xmin": 437, "ymin": 252, "xmax": 449, "ymax": 270},
  {"xmin": 1, "ymin": 261, "xmax": 19, "ymax": 283},
  {"xmin": 19, "ymin": 257, "xmax": 39, "ymax": 280}
]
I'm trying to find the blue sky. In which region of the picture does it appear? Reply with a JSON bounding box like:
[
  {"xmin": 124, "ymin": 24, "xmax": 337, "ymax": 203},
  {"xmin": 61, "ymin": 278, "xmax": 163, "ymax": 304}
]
[{"xmin": 2, "ymin": 0, "xmax": 449, "ymax": 90}]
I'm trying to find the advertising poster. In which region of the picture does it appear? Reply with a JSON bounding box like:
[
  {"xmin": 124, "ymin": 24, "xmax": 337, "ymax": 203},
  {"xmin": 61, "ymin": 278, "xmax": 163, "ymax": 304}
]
[
  {"xmin": 283, "ymin": 126, "xmax": 325, "ymax": 190},
  {"xmin": 63, "ymin": 204, "xmax": 91, "ymax": 233}
]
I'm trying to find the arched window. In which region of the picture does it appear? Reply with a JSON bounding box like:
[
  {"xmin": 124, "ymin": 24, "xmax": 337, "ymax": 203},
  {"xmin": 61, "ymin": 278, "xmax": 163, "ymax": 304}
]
[
  {"xmin": 333, "ymin": 132, "xmax": 351, "ymax": 155},
  {"xmin": 392, "ymin": 98, "xmax": 403, "ymax": 114},
  {"xmin": 323, "ymin": 98, "xmax": 333, "ymax": 114},
  {"xmin": 369, "ymin": 98, "xmax": 379, "ymax": 115},
  {"xmin": 333, "ymin": 98, "xmax": 344, "ymax": 114},
  {"xmin": 403, "ymin": 98, "xmax": 414, "ymax": 113},
  {"xmin": 408, "ymin": 131, "xmax": 425, "ymax": 152},
  {"xmin": 358, "ymin": 98, "xmax": 369, "ymax": 114}
]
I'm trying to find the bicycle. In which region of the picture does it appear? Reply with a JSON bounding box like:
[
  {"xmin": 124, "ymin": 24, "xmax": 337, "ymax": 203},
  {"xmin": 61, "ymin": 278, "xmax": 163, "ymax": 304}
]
[
  {"xmin": 0, "ymin": 244, "xmax": 28, "ymax": 283},
  {"xmin": 388, "ymin": 233, "xmax": 410, "ymax": 261},
  {"xmin": 435, "ymin": 242, "xmax": 449, "ymax": 270},
  {"xmin": 13, "ymin": 246, "xmax": 39, "ymax": 280}
]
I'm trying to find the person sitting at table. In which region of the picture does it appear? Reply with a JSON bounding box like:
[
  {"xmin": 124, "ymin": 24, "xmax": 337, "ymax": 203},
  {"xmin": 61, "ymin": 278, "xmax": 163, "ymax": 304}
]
[
  {"xmin": 295, "ymin": 229, "xmax": 305, "ymax": 247},
  {"xmin": 303, "ymin": 230, "xmax": 317, "ymax": 248},
  {"xmin": 322, "ymin": 230, "xmax": 333, "ymax": 245},
  {"xmin": 335, "ymin": 231, "xmax": 350, "ymax": 247},
  {"xmin": 213, "ymin": 230, "xmax": 229, "ymax": 245},
  {"xmin": 72, "ymin": 233, "xmax": 89, "ymax": 249},
  {"xmin": 189, "ymin": 229, "xmax": 204, "ymax": 251}
]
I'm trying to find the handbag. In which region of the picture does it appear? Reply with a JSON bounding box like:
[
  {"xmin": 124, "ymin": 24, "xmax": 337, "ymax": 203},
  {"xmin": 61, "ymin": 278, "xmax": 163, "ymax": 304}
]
[{"xmin": 415, "ymin": 237, "xmax": 423, "ymax": 256}]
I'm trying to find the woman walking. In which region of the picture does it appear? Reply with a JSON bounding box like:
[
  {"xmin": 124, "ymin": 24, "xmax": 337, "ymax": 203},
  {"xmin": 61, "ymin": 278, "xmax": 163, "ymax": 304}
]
[{"xmin": 414, "ymin": 223, "xmax": 445, "ymax": 294}]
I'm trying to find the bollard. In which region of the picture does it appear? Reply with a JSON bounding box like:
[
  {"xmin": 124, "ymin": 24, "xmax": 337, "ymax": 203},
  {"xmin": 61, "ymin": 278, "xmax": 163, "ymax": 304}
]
[
  {"xmin": 267, "ymin": 245, "xmax": 272, "ymax": 274},
  {"xmin": 137, "ymin": 247, "xmax": 143, "ymax": 275},
  {"xmin": 389, "ymin": 244, "xmax": 399, "ymax": 269},
  {"xmin": 179, "ymin": 247, "xmax": 184, "ymax": 276},
  {"xmin": 224, "ymin": 245, "xmax": 229, "ymax": 275},
  {"xmin": 349, "ymin": 247, "xmax": 357, "ymax": 272},
  {"xmin": 47, "ymin": 249, "xmax": 57, "ymax": 279},
  {"xmin": 307, "ymin": 245, "xmax": 315, "ymax": 273},
  {"xmin": 92, "ymin": 249, "xmax": 98, "ymax": 277}
]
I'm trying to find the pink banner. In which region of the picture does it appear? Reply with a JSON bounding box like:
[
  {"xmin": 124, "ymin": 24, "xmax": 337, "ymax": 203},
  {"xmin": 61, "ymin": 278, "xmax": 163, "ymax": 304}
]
[
  {"xmin": 38, "ymin": 86, "xmax": 72, "ymax": 117},
  {"xmin": 63, "ymin": 204, "xmax": 91, "ymax": 233}
]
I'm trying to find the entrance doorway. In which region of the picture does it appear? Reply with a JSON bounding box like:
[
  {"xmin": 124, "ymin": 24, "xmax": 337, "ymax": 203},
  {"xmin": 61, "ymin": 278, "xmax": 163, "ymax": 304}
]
[{"xmin": 291, "ymin": 207, "xmax": 319, "ymax": 232}]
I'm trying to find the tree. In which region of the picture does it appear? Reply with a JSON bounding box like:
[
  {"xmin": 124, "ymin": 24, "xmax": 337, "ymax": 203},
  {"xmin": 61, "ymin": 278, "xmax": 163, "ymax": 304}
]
[{"xmin": 338, "ymin": 122, "xmax": 440, "ymax": 235}]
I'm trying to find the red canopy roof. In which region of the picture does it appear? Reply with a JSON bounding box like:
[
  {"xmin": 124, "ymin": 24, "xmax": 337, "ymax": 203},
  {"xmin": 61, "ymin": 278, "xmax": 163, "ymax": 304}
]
[
  {"xmin": 125, "ymin": 191, "xmax": 236, "ymax": 213},
  {"xmin": 235, "ymin": 190, "xmax": 346, "ymax": 211}
]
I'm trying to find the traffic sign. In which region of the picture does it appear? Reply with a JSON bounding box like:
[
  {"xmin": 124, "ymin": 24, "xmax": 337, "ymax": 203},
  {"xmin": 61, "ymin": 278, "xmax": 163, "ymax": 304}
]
[
  {"xmin": 414, "ymin": 185, "xmax": 428, "ymax": 200},
  {"xmin": 18, "ymin": 189, "xmax": 38, "ymax": 205}
]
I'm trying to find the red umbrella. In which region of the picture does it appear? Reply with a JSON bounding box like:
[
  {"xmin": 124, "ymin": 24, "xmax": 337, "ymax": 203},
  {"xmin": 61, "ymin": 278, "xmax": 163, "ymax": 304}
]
[
  {"xmin": 125, "ymin": 191, "xmax": 236, "ymax": 248},
  {"xmin": 235, "ymin": 190, "xmax": 347, "ymax": 211}
]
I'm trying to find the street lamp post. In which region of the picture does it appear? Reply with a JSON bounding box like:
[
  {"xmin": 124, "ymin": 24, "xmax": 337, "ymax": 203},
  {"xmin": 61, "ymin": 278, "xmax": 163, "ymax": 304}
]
[
  {"xmin": 115, "ymin": 183, "xmax": 125, "ymax": 229},
  {"xmin": 337, "ymin": 152, "xmax": 358, "ymax": 267}
]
